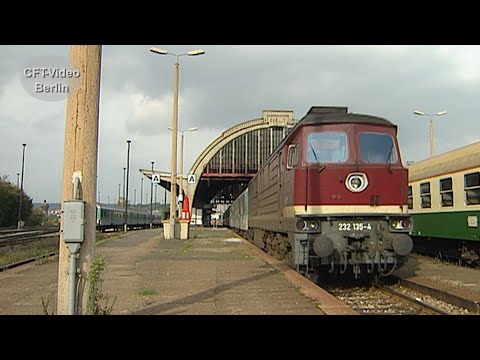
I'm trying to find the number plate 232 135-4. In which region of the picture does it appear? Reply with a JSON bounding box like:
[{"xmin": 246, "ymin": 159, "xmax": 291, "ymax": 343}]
[{"xmin": 338, "ymin": 223, "xmax": 372, "ymax": 231}]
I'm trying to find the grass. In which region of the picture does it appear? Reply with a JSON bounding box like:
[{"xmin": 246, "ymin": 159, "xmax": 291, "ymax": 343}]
[
  {"xmin": 180, "ymin": 240, "xmax": 192, "ymax": 253},
  {"xmin": 137, "ymin": 288, "xmax": 158, "ymax": 296},
  {"xmin": 86, "ymin": 254, "xmax": 115, "ymax": 315},
  {"xmin": 0, "ymin": 230, "xmax": 122, "ymax": 268},
  {"xmin": 96, "ymin": 231, "xmax": 124, "ymax": 245},
  {"xmin": 0, "ymin": 238, "xmax": 58, "ymax": 267},
  {"xmin": 190, "ymin": 227, "xmax": 231, "ymax": 239},
  {"xmin": 41, "ymin": 292, "xmax": 56, "ymax": 315}
]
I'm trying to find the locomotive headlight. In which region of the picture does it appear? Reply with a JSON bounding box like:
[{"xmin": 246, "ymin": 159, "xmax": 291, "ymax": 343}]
[
  {"xmin": 307, "ymin": 219, "xmax": 319, "ymax": 231},
  {"xmin": 296, "ymin": 219, "xmax": 307, "ymax": 231},
  {"xmin": 389, "ymin": 219, "xmax": 403, "ymax": 230},
  {"xmin": 389, "ymin": 218, "xmax": 412, "ymax": 230},
  {"xmin": 345, "ymin": 173, "xmax": 368, "ymax": 193},
  {"xmin": 296, "ymin": 218, "xmax": 320, "ymax": 232},
  {"xmin": 400, "ymin": 218, "xmax": 412, "ymax": 230}
]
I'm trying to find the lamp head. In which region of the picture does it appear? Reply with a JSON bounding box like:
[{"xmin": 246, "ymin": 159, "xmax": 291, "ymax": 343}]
[
  {"xmin": 150, "ymin": 47, "xmax": 168, "ymax": 55},
  {"xmin": 187, "ymin": 49, "xmax": 206, "ymax": 56}
]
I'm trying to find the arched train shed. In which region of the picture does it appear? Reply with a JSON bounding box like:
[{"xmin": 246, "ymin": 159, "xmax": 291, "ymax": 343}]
[{"xmin": 141, "ymin": 110, "xmax": 296, "ymax": 225}]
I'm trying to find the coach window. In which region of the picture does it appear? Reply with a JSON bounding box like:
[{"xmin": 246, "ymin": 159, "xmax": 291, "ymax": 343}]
[
  {"xmin": 420, "ymin": 182, "xmax": 431, "ymax": 209},
  {"xmin": 408, "ymin": 185, "xmax": 413, "ymax": 210},
  {"xmin": 465, "ymin": 172, "xmax": 480, "ymax": 205},
  {"xmin": 287, "ymin": 144, "xmax": 299, "ymax": 169},
  {"xmin": 307, "ymin": 132, "xmax": 347, "ymax": 163},
  {"xmin": 440, "ymin": 177, "xmax": 453, "ymax": 207}
]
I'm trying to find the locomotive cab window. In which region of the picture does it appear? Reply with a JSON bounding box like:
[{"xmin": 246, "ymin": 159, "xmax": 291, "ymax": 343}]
[
  {"xmin": 306, "ymin": 132, "xmax": 347, "ymax": 163},
  {"xmin": 287, "ymin": 144, "xmax": 299, "ymax": 169},
  {"xmin": 420, "ymin": 182, "xmax": 431, "ymax": 209},
  {"xmin": 408, "ymin": 185, "xmax": 413, "ymax": 210},
  {"xmin": 359, "ymin": 133, "xmax": 398, "ymax": 163},
  {"xmin": 465, "ymin": 172, "xmax": 480, "ymax": 205},
  {"xmin": 440, "ymin": 177, "xmax": 453, "ymax": 207}
]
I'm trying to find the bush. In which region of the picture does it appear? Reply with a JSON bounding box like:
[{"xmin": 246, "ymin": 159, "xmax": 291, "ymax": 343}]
[
  {"xmin": 25, "ymin": 208, "xmax": 46, "ymax": 226},
  {"xmin": 0, "ymin": 175, "xmax": 33, "ymax": 227}
]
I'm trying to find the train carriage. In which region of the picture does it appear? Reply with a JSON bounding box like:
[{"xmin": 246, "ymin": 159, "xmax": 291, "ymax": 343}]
[
  {"xmin": 96, "ymin": 203, "xmax": 165, "ymax": 232},
  {"xmin": 225, "ymin": 106, "xmax": 413, "ymax": 280},
  {"xmin": 408, "ymin": 141, "xmax": 480, "ymax": 264}
]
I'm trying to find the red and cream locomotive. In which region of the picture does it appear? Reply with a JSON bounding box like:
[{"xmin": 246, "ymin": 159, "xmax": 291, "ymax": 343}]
[{"xmin": 224, "ymin": 106, "xmax": 413, "ymax": 279}]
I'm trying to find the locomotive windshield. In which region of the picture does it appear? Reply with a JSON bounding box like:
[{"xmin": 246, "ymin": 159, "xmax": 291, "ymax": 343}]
[
  {"xmin": 306, "ymin": 131, "xmax": 347, "ymax": 163},
  {"xmin": 359, "ymin": 133, "xmax": 398, "ymax": 163}
]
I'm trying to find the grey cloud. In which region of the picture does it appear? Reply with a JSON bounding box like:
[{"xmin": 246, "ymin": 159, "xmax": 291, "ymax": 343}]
[{"xmin": 2, "ymin": 45, "xmax": 479, "ymax": 202}]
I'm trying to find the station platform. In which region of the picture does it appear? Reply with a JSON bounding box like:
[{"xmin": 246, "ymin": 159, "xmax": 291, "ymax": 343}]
[
  {"xmin": 0, "ymin": 227, "xmax": 356, "ymax": 315},
  {"xmin": 393, "ymin": 254, "xmax": 480, "ymax": 313},
  {"xmin": 2, "ymin": 227, "xmax": 479, "ymax": 315}
]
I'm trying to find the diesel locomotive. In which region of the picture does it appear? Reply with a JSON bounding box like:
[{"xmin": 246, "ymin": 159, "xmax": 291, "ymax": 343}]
[{"xmin": 223, "ymin": 106, "xmax": 413, "ymax": 280}]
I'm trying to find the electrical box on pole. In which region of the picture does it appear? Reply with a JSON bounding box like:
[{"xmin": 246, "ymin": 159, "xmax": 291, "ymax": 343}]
[{"xmin": 63, "ymin": 200, "xmax": 86, "ymax": 243}]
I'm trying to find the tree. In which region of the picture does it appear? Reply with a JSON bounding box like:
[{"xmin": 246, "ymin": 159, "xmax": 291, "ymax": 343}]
[
  {"xmin": 25, "ymin": 208, "xmax": 45, "ymax": 226},
  {"xmin": 0, "ymin": 175, "xmax": 33, "ymax": 227}
]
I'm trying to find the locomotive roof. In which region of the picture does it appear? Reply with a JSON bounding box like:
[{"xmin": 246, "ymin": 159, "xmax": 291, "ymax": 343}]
[
  {"xmin": 408, "ymin": 141, "xmax": 480, "ymax": 182},
  {"xmin": 259, "ymin": 106, "xmax": 399, "ymax": 169},
  {"xmin": 298, "ymin": 106, "xmax": 397, "ymax": 128}
]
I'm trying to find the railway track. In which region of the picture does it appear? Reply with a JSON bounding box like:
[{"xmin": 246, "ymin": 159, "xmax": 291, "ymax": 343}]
[
  {"xmin": 321, "ymin": 278, "xmax": 470, "ymax": 315},
  {"xmin": 0, "ymin": 251, "xmax": 59, "ymax": 272},
  {"xmin": 373, "ymin": 282, "xmax": 451, "ymax": 315},
  {"xmin": 0, "ymin": 229, "xmax": 60, "ymax": 248}
]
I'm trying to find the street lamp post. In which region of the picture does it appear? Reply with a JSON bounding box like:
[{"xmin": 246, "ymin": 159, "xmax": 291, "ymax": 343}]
[
  {"xmin": 150, "ymin": 161, "xmax": 154, "ymax": 228},
  {"xmin": 17, "ymin": 143, "xmax": 26, "ymax": 229},
  {"xmin": 168, "ymin": 127, "xmax": 198, "ymax": 219},
  {"xmin": 141, "ymin": 177, "xmax": 144, "ymax": 209},
  {"xmin": 16, "ymin": 173, "xmax": 19, "ymax": 188},
  {"xmin": 414, "ymin": 110, "xmax": 448, "ymax": 158},
  {"xmin": 118, "ymin": 184, "xmax": 121, "ymax": 205},
  {"xmin": 124, "ymin": 140, "xmax": 132, "ymax": 233},
  {"xmin": 122, "ymin": 167, "xmax": 126, "ymax": 205},
  {"xmin": 150, "ymin": 47, "xmax": 205, "ymax": 239}
]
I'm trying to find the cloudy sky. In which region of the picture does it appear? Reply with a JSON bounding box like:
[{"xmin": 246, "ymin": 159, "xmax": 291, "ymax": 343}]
[{"xmin": 1, "ymin": 45, "xmax": 479, "ymax": 204}]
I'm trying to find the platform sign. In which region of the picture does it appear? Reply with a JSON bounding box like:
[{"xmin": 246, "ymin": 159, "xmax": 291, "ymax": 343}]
[
  {"xmin": 152, "ymin": 174, "xmax": 161, "ymax": 184},
  {"xmin": 467, "ymin": 215, "xmax": 478, "ymax": 228},
  {"xmin": 187, "ymin": 174, "xmax": 196, "ymax": 184}
]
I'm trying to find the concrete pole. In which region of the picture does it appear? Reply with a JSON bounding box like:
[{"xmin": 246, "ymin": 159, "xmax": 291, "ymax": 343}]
[
  {"xmin": 124, "ymin": 140, "xmax": 131, "ymax": 233},
  {"xmin": 17, "ymin": 143, "xmax": 26, "ymax": 229},
  {"xmin": 141, "ymin": 177, "xmax": 144, "ymax": 208},
  {"xmin": 150, "ymin": 161, "xmax": 154, "ymax": 228},
  {"xmin": 169, "ymin": 60, "xmax": 179, "ymax": 239},
  {"xmin": 122, "ymin": 167, "xmax": 126, "ymax": 205},
  {"xmin": 429, "ymin": 119, "xmax": 434, "ymax": 158},
  {"xmin": 179, "ymin": 131, "xmax": 184, "ymax": 218},
  {"xmin": 57, "ymin": 45, "xmax": 102, "ymax": 315}
]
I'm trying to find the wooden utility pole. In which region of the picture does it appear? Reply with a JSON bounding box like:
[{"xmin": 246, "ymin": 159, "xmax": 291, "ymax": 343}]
[{"xmin": 57, "ymin": 45, "xmax": 102, "ymax": 315}]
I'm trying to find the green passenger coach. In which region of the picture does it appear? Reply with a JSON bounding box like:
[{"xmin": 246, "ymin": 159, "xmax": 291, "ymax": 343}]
[{"xmin": 408, "ymin": 141, "xmax": 480, "ymax": 264}]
